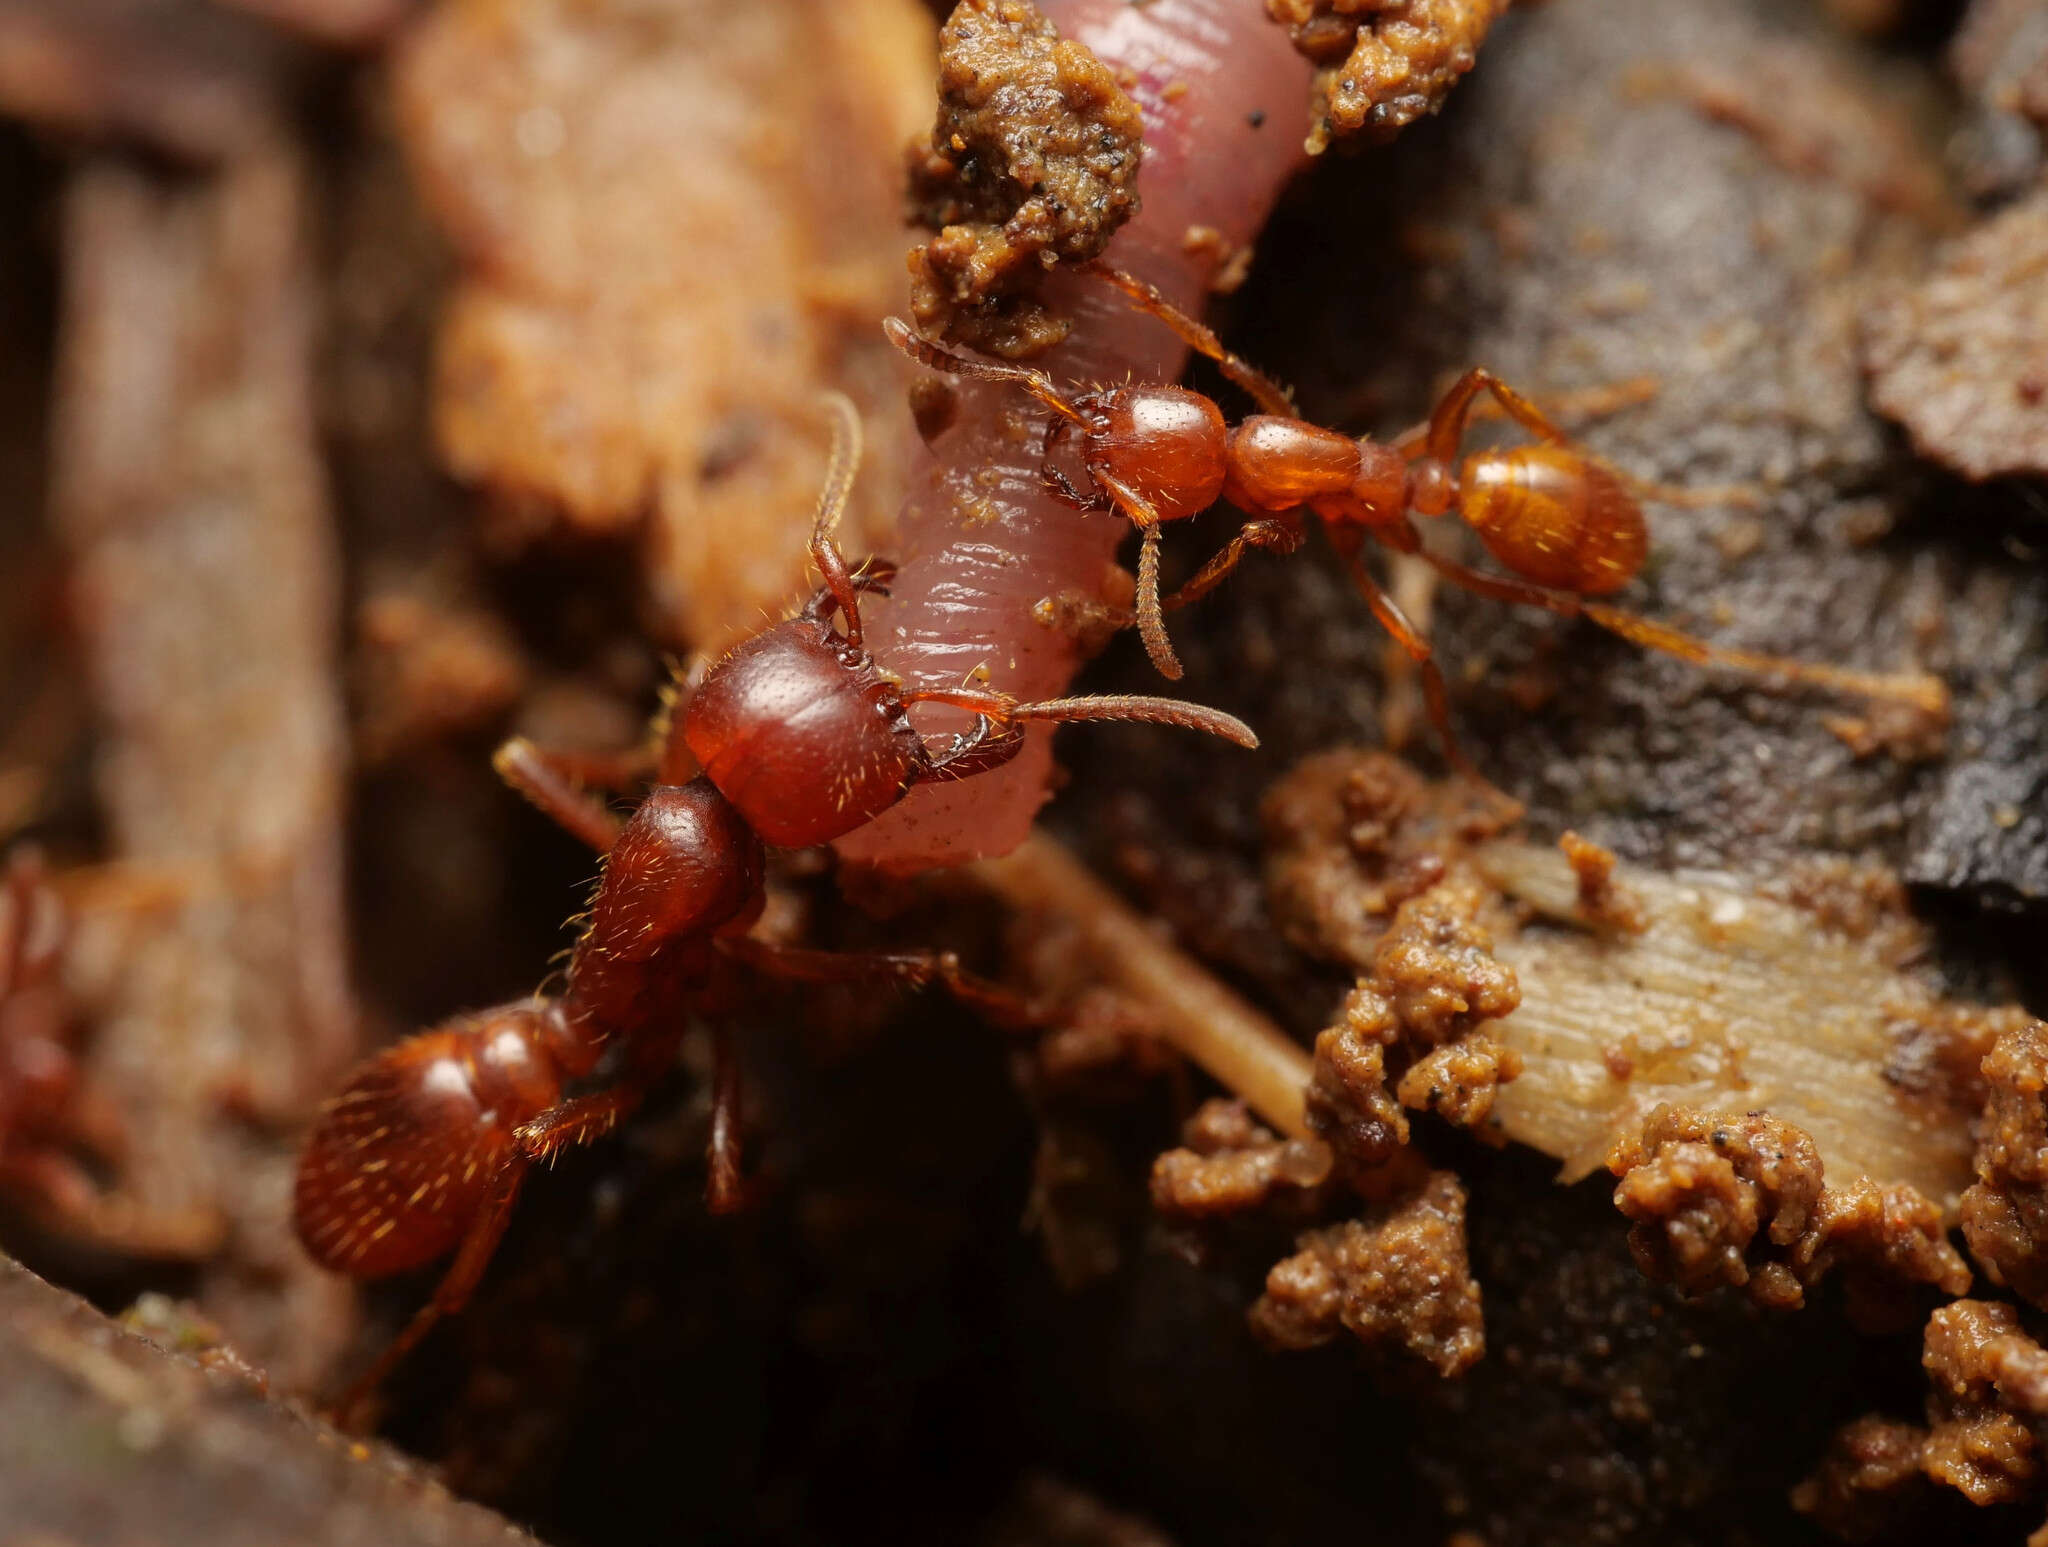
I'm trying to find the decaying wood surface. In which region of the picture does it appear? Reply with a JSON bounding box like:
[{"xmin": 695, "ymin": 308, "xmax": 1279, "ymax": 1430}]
[
  {"xmin": 49, "ymin": 146, "xmax": 358, "ymax": 1390},
  {"xmin": 0, "ymin": 1252, "xmax": 534, "ymax": 1546}
]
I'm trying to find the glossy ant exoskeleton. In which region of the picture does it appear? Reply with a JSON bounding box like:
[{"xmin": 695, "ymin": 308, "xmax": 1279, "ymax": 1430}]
[
  {"xmin": 291, "ymin": 396, "xmax": 1256, "ymax": 1412},
  {"xmin": 885, "ymin": 263, "xmax": 1948, "ymax": 769}
]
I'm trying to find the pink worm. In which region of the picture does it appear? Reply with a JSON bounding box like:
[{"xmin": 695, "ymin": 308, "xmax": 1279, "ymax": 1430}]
[{"xmin": 836, "ymin": 0, "xmax": 1312, "ymax": 872}]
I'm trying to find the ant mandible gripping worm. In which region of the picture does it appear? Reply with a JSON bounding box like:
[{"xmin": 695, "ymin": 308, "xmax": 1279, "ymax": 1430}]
[
  {"xmin": 886, "ymin": 263, "xmax": 1949, "ymax": 771},
  {"xmin": 292, "ymin": 396, "xmax": 1256, "ymax": 1416}
]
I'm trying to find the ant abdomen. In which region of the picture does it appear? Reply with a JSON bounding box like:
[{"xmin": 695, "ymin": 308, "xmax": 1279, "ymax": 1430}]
[
  {"xmin": 294, "ymin": 1005, "xmax": 564, "ymax": 1277},
  {"xmin": 1459, "ymin": 443, "xmax": 1647, "ymax": 595}
]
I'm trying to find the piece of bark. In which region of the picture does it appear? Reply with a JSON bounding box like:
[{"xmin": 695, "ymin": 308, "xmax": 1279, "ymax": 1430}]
[
  {"xmin": 1949, "ymin": 0, "xmax": 2048, "ymax": 201},
  {"xmin": 397, "ymin": 0, "xmax": 932, "ymax": 653},
  {"xmin": 48, "ymin": 147, "xmax": 358, "ymax": 1390},
  {"xmin": 1865, "ymin": 191, "xmax": 2048, "ymax": 483},
  {"xmin": 0, "ymin": 1253, "xmax": 535, "ymax": 1546},
  {"xmin": 0, "ymin": 0, "xmax": 311, "ymax": 161}
]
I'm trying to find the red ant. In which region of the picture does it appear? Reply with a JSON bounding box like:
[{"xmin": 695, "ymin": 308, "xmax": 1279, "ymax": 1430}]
[
  {"xmin": 291, "ymin": 396, "xmax": 1255, "ymax": 1413},
  {"xmin": 0, "ymin": 847, "xmax": 221, "ymax": 1258},
  {"xmin": 885, "ymin": 262, "xmax": 1948, "ymax": 768}
]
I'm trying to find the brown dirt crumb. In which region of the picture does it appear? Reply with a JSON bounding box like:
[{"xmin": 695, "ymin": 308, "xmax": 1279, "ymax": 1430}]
[
  {"xmin": 1609, "ymin": 1104, "xmax": 1968, "ymax": 1315},
  {"xmin": 1266, "ymin": 0, "xmax": 1507, "ymax": 155},
  {"xmin": 1922, "ymin": 1299, "xmax": 2048, "ymax": 1504},
  {"xmin": 1303, "ymin": 876, "xmax": 1522, "ymax": 1168},
  {"xmin": 1371, "ymin": 876, "xmax": 1521, "ymax": 1043},
  {"xmin": 1397, "ymin": 1035, "xmax": 1524, "ymax": 1131},
  {"xmin": 1961, "ymin": 1017, "xmax": 2048, "ymax": 1307},
  {"xmin": 1790, "ymin": 1414, "xmax": 1933, "ymax": 1543},
  {"xmin": 1262, "ymin": 748, "xmax": 1519, "ymax": 972},
  {"xmin": 1304, "ymin": 983, "xmax": 1411, "ymax": 1174},
  {"xmin": 1558, "ymin": 829, "xmax": 1647, "ymax": 934},
  {"xmin": 1886, "ymin": 1001, "xmax": 2037, "ymax": 1120},
  {"xmin": 906, "ymin": 0, "xmax": 1143, "ymax": 357},
  {"xmin": 1149, "ymin": 1098, "xmax": 1333, "ymax": 1222},
  {"xmin": 1950, "ymin": 0, "xmax": 2048, "ymax": 200},
  {"xmin": 1864, "ymin": 191, "xmax": 2048, "ymax": 481},
  {"xmin": 1610, "ymin": 1106, "xmax": 1826, "ymax": 1306},
  {"xmin": 1248, "ymin": 1170, "xmax": 1484, "ymax": 1375}
]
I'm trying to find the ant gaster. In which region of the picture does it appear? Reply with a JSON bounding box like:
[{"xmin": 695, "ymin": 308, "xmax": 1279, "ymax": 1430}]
[
  {"xmin": 293, "ymin": 395, "xmax": 1256, "ymax": 1413},
  {"xmin": 886, "ymin": 263, "xmax": 1947, "ymax": 768}
]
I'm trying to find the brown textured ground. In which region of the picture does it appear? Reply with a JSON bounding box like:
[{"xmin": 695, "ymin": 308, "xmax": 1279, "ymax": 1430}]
[{"xmin": 0, "ymin": 1254, "xmax": 535, "ymax": 1545}]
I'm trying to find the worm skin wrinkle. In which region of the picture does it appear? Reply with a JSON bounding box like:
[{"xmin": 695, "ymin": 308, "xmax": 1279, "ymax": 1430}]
[{"xmin": 837, "ymin": 0, "xmax": 1312, "ymax": 872}]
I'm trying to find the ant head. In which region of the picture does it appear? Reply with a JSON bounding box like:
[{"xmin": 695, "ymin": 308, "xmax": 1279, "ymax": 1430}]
[
  {"xmin": 1083, "ymin": 385, "xmax": 1228, "ymax": 521},
  {"xmin": 682, "ymin": 617, "xmax": 926, "ymax": 850},
  {"xmin": 1460, "ymin": 443, "xmax": 1646, "ymax": 595}
]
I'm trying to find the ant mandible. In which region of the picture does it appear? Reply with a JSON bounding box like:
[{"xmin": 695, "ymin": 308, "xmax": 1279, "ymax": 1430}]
[
  {"xmin": 292, "ymin": 395, "xmax": 1256, "ymax": 1416},
  {"xmin": 885, "ymin": 263, "xmax": 1947, "ymax": 770}
]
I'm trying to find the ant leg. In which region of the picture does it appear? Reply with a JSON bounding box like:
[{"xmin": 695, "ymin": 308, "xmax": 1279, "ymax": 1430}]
[
  {"xmin": 328, "ymin": 1081, "xmax": 648, "ymax": 1428},
  {"xmin": 706, "ymin": 1024, "xmax": 746, "ymax": 1215},
  {"xmin": 493, "ymin": 737, "xmax": 626, "ymax": 854},
  {"xmin": 1077, "ymin": 261, "xmax": 1296, "ymax": 418},
  {"xmin": 2, "ymin": 1153, "xmax": 224, "ymax": 1258},
  {"xmin": 1327, "ymin": 531, "xmax": 1478, "ymax": 778},
  {"xmin": 330, "ymin": 1159, "xmax": 529, "ymax": 1429},
  {"xmin": 1159, "ymin": 517, "xmax": 1305, "ymax": 612},
  {"xmin": 719, "ymin": 936, "xmax": 1049, "ymax": 1032},
  {"xmin": 807, "ymin": 392, "xmax": 869, "ymax": 646},
  {"xmin": 1421, "ymin": 367, "xmax": 1572, "ymax": 467},
  {"xmin": 1411, "ymin": 370, "xmax": 1755, "ymax": 513},
  {"xmin": 1410, "ymin": 537, "xmax": 1950, "ymax": 714}
]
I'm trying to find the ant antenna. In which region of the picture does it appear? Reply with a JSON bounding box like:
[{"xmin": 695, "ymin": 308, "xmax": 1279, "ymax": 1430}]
[
  {"xmin": 1076, "ymin": 261, "xmax": 1296, "ymax": 419},
  {"xmin": 809, "ymin": 391, "xmax": 868, "ymax": 647},
  {"xmin": 882, "ymin": 318, "xmax": 1084, "ymax": 425}
]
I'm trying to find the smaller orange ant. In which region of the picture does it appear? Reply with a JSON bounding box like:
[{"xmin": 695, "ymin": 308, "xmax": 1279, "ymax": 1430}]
[{"xmin": 886, "ymin": 263, "xmax": 1947, "ymax": 768}]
